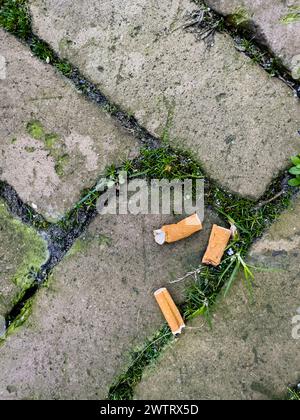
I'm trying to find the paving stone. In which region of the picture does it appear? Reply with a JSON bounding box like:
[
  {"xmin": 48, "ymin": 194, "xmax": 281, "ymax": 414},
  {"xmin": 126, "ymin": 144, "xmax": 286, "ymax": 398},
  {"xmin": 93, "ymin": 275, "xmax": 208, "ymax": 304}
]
[
  {"xmin": 0, "ymin": 209, "xmax": 222, "ymax": 400},
  {"xmin": 28, "ymin": 0, "xmax": 300, "ymax": 199},
  {"xmin": 0, "ymin": 29, "xmax": 139, "ymax": 222},
  {"xmin": 0, "ymin": 199, "xmax": 48, "ymax": 320},
  {"xmin": 205, "ymin": 0, "xmax": 300, "ymax": 77},
  {"xmin": 134, "ymin": 197, "xmax": 300, "ymax": 400}
]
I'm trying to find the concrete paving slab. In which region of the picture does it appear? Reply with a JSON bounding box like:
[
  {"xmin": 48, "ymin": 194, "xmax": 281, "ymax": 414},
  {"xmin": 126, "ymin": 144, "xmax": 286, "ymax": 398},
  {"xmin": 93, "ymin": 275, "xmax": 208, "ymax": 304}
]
[
  {"xmin": 28, "ymin": 0, "xmax": 300, "ymax": 199},
  {"xmin": 0, "ymin": 29, "xmax": 139, "ymax": 222}
]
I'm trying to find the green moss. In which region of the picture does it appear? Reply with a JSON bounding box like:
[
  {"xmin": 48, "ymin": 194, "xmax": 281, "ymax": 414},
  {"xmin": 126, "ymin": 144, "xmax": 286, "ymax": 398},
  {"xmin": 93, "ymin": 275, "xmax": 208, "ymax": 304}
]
[
  {"xmin": 227, "ymin": 7, "xmax": 251, "ymax": 27},
  {"xmin": 44, "ymin": 133, "xmax": 59, "ymax": 149},
  {"xmin": 0, "ymin": 200, "xmax": 48, "ymax": 323},
  {"xmin": 0, "ymin": 201, "xmax": 48, "ymax": 287},
  {"xmin": 108, "ymin": 326, "xmax": 173, "ymax": 400},
  {"xmin": 66, "ymin": 237, "xmax": 91, "ymax": 257},
  {"xmin": 54, "ymin": 154, "xmax": 70, "ymax": 177},
  {"xmin": 66, "ymin": 233, "xmax": 112, "ymax": 257},
  {"xmin": 97, "ymin": 234, "xmax": 112, "ymax": 247},
  {"xmin": 26, "ymin": 121, "xmax": 69, "ymax": 177},
  {"xmin": 26, "ymin": 120, "xmax": 45, "ymax": 140},
  {"xmin": 280, "ymin": 7, "xmax": 300, "ymax": 24}
]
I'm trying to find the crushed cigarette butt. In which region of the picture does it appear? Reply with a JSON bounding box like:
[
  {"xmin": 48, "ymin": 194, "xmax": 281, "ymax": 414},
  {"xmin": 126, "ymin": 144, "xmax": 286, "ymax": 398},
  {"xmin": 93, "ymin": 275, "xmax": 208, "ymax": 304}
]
[
  {"xmin": 154, "ymin": 213, "xmax": 202, "ymax": 245},
  {"xmin": 202, "ymin": 224, "xmax": 231, "ymax": 267},
  {"xmin": 154, "ymin": 288, "xmax": 185, "ymax": 335}
]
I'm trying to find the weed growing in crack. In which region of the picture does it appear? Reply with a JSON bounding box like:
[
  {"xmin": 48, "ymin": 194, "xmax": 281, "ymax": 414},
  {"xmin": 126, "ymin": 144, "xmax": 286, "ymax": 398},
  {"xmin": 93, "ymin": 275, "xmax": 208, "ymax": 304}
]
[
  {"xmin": 181, "ymin": 3, "xmax": 224, "ymax": 45},
  {"xmin": 288, "ymin": 155, "xmax": 300, "ymax": 187},
  {"xmin": 0, "ymin": 0, "xmax": 30, "ymax": 39}
]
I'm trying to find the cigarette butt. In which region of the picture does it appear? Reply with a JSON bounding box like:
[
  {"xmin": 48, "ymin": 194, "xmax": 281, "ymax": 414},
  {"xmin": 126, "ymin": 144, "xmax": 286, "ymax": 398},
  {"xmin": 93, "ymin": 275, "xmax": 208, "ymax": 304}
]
[
  {"xmin": 154, "ymin": 288, "xmax": 185, "ymax": 335},
  {"xmin": 202, "ymin": 224, "xmax": 231, "ymax": 267},
  {"xmin": 154, "ymin": 213, "xmax": 202, "ymax": 245}
]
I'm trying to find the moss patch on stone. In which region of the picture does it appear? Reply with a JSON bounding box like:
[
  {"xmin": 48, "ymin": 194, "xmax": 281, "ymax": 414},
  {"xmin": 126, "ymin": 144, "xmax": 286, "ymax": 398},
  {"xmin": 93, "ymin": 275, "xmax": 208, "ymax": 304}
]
[
  {"xmin": 66, "ymin": 233, "xmax": 112, "ymax": 258},
  {"xmin": 0, "ymin": 200, "xmax": 48, "ymax": 313},
  {"xmin": 0, "ymin": 297, "xmax": 34, "ymax": 345},
  {"xmin": 26, "ymin": 120, "xmax": 70, "ymax": 177}
]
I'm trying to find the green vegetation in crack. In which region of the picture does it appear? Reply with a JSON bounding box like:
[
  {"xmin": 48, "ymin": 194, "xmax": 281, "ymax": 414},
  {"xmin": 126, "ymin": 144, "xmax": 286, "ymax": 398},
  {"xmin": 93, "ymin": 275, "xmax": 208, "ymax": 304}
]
[
  {"xmin": 0, "ymin": 0, "xmax": 30, "ymax": 39},
  {"xmin": 26, "ymin": 120, "xmax": 45, "ymax": 140},
  {"xmin": 280, "ymin": 6, "xmax": 300, "ymax": 24},
  {"xmin": 287, "ymin": 387, "xmax": 300, "ymax": 400},
  {"xmin": 96, "ymin": 145, "xmax": 293, "ymax": 400},
  {"xmin": 0, "ymin": 0, "xmax": 72, "ymax": 76},
  {"xmin": 227, "ymin": 7, "xmax": 251, "ymax": 28},
  {"xmin": 108, "ymin": 325, "xmax": 173, "ymax": 400},
  {"xmin": 26, "ymin": 121, "xmax": 70, "ymax": 177},
  {"xmin": 288, "ymin": 155, "xmax": 300, "ymax": 187}
]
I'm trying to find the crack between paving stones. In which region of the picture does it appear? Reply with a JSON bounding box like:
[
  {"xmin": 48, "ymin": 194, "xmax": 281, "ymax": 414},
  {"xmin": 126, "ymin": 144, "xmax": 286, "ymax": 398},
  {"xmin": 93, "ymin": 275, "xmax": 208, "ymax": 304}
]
[{"xmin": 190, "ymin": 0, "xmax": 300, "ymax": 97}]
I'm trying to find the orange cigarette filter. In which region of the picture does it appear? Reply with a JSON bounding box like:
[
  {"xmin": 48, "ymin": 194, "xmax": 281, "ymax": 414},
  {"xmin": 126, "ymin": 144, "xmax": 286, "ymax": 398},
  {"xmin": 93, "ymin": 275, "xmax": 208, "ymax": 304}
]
[
  {"xmin": 202, "ymin": 224, "xmax": 231, "ymax": 267},
  {"xmin": 154, "ymin": 288, "xmax": 185, "ymax": 335},
  {"xmin": 154, "ymin": 213, "xmax": 202, "ymax": 245}
]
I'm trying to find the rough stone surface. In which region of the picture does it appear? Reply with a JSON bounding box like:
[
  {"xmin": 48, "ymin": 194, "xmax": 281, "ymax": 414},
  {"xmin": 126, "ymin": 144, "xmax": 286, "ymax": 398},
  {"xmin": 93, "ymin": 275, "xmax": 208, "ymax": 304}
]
[
  {"xmin": 0, "ymin": 200, "xmax": 48, "ymax": 319},
  {"xmin": 206, "ymin": 0, "xmax": 300, "ymax": 77},
  {"xmin": 0, "ymin": 210, "xmax": 222, "ymax": 400},
  {"xmin": 0, "ymin": 29, "xmax": 139, "ymax": 222},
  {"xmin": 28, "ymin": 0, "xmax": 300, "ymax": 199},
  {"xmin": 135, "ymin": 196, "xmax": 300, "ymax": 400}
]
